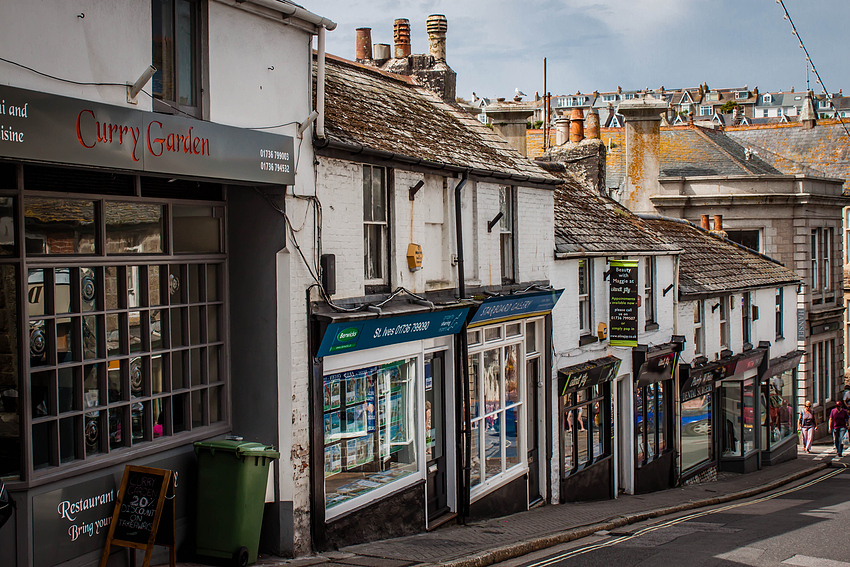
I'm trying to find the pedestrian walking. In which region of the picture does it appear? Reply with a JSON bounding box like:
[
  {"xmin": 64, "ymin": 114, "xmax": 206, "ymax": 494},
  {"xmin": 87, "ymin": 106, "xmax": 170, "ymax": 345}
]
[
  {"xmin": 799, "ymin": 400, "xmax": 816, "ymax": 453},
  {"xmin": 828, "ymin": 400, "xmax": 849, "ymax": 457}
]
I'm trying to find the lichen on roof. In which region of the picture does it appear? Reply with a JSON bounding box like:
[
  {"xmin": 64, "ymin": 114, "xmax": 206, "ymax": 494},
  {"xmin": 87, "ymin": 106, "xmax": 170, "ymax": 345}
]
[{"xmin": 316, "ymin": 55, "xmax": 556, "ymax": 182}]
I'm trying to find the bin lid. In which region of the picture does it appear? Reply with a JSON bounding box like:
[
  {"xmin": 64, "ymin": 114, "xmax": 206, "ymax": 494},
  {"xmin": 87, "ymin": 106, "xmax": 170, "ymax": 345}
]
[{"xmin": 194, "ymin": 439, "xmax": 280, "ymax": 459}]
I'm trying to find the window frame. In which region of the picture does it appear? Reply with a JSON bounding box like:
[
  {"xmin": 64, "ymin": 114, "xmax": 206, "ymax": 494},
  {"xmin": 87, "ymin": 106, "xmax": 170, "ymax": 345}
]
[
  {"xmin": 775, "ymin": 288, "xmax": 783, "ymax": 339},
  {"xmin": 363, "ymin": 165, "xmax": 389, "ymax": 287},
  {"xmin": 693, "ymin": 300, "xmax": 704, "ymax": 357},
  {"xmin": 13, "ymin": 171, "xmax": 229, "ymax": 483},
  {"xmin": 499, "ymin": 186, "xmax": 516, "ymax": 285},
  {"xmin": 719, "ymin": 295, "xmax": 730, "ymax": 350},
  {"xmin": 742, "ymin": 292, "xmax": 752, "ymax": 346},
  {"xmin": 151, "ymin": 0, "xmax": 204, "ymax": 118},
  {"xmin": 578, "ymin": 259, "xmax": 592, "ymax": 337},
  {"xmin": 644, "ymin": 257, "xmax": 656, "ymax": 328}
]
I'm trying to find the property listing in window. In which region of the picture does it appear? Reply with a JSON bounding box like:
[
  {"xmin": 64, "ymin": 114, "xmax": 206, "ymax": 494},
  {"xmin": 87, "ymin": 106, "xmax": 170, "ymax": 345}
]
[{"xmin": 323, "ymin": 358, "xmax": 418, "ymax": 511}]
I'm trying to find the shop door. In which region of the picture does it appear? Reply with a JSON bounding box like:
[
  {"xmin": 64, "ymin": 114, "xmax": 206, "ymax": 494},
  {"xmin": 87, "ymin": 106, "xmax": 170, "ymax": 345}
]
[
  {"xmin": 425, "ymin": 352, "xmax": 449, "ymax": 523},
  {"xmin": 527, "ymin": 357, "xmax": 541, "ymax": 504}
]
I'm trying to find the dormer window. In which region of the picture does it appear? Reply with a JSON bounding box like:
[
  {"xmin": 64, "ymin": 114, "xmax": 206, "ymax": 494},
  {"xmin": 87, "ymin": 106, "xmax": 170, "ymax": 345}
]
[
  {"xmin": 735, "ymin": 91, "xmax": 748, "ymax": 100},
  {"xmin": 763, "ymin": 94, "xmax": 773, "ymax": 104}
]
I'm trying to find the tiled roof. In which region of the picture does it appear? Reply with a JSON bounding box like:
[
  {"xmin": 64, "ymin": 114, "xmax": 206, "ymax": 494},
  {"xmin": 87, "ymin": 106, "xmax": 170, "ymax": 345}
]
[
  {"xmin": 317, "ymin": 55, "xmax": 557, "ymax": 182},
  {"xmin": 603, "ymin": 126, "xmax": 782, "ymax": 189},
  {"xmin": 639, "ymin": 216, "xmax": 800, "ymax": 296},
  {"xmin": 549, "ymin": 167, "xmax": 679, "ymax": 256},
  {"xmin": 726, "ymin": 121, "xmax": 850, "ymax": 191}
]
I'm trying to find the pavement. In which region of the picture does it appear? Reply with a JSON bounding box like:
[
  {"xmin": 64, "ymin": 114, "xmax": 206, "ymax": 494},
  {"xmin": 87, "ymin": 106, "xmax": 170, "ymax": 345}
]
[{"xmin": 176, "ymin": 440, "xmax": 849, "ymax": 567}]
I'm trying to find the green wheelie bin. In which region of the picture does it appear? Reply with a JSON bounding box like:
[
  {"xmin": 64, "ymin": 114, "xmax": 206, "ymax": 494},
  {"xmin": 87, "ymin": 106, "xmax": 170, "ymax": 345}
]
[{"xmin": 194, "ymin": 438, "xmax": 280, "ymax": 567}]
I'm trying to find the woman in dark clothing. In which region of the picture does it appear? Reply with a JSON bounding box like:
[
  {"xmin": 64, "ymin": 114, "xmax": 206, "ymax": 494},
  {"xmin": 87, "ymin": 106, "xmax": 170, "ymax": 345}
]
[{"xmin": 828, "ymin": 400, "xmax": 849, "ymax": 457}]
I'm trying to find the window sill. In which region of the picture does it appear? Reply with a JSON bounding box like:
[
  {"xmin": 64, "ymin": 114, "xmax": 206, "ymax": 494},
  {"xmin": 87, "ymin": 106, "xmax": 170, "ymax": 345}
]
[
  {"xmin": 645, "ymin": 322, "xmax": 659, "ymax": 332},
  {"xmin": 579, "ymin": 335, "xmax": 598, "ymax": 347}
]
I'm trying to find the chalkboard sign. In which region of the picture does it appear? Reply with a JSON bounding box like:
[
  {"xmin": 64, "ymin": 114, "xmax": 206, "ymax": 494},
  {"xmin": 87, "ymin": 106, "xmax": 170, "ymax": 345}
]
[{"xmin": 99, "ymin": 466, "xmax": 175, "ymax": 567}]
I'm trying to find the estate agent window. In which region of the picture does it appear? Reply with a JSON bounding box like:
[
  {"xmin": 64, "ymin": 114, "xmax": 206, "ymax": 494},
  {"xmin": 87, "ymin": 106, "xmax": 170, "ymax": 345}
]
[
  {"xmin": 322, "ymin": 357, "xmax": 418, "ymax": 516},
  {"xmin": 19, "ymin": 171, "xmax": 227, "ymax": 478},
  {"xmin": 152, "ymin": 0, "xmax": 202, "ymax": 117},
  {"xmin": 468, "ymin": 319, "xmax": 537, "ymax": 496},
  {"xmin": 363, "ymin": 165, "xmax": 388, "ymax": 285}
]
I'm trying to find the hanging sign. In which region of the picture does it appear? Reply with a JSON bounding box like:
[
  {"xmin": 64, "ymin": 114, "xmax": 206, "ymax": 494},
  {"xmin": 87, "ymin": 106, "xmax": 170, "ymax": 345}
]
[
  {"xmin": 317, "ymin": 307, "xmax": 469, "ymax": 357},
  {"xmin": 636, "ymin": 350, "xmax": 678, "ymax": 387},
  {"xmin": 558, "ymin": 356, "xmax": 621, "ymax": 396},
  {"xmin": 680, "ymin": 358, "xmax": 737, "ymax": 402},
  {"xmin": 609, "ymin": 260, "xmax": 639, "ymax": 347},
  {"xmin": 0, "ymin": 84, "xmax": 294, "ymax": 185},
  {"xmin": 468, "ymin": 289, "xmax": 563, "ymax": 327}
]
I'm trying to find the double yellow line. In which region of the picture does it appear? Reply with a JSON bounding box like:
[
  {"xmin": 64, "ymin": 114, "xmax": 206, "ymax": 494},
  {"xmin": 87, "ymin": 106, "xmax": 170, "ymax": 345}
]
[{"xmin": 526, "ymin": 466, "xmax": 848, "ymax": 567}]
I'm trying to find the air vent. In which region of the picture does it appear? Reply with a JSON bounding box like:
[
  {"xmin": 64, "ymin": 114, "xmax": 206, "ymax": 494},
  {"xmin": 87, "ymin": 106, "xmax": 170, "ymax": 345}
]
[{"xmin": 24, "ymin": 165, "xmax": 135, "ymax": 196}]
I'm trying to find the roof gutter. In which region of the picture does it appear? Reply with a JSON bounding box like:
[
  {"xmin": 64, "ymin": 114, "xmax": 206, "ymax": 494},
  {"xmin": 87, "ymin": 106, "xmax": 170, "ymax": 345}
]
[
  {"xmin": 320, "ymin": 138, "xmax": 561, "ymax": 187},
  {"xmin": 247, "ymin": 0, "xmax": 337, "ymax": 30}
]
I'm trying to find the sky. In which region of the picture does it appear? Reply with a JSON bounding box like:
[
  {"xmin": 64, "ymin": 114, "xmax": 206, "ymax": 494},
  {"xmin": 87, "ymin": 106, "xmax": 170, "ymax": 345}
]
[{"xmin": 296, "ymin": 0, "xmax": 850, "ymax": 101}]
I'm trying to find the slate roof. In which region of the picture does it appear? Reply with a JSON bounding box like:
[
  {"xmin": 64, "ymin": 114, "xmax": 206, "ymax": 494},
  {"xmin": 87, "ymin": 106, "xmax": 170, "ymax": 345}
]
[
  {"xmin": 639, "ymin": 216, "xmax": 800, "ymax": 297},
  {"xmin": 548, "ymin": 167, "xmax": 679, "ymax": 256},
  {"xmin": 603, "ymin": 126, "xmax": 783, "ymax": 189},
  {"xmin": 726, "ymin": 121, "xmax": 850, "ymax": 192},
  {"xmin": 317, "ymin": 55, "xmax": 557, "ymax": 183}
]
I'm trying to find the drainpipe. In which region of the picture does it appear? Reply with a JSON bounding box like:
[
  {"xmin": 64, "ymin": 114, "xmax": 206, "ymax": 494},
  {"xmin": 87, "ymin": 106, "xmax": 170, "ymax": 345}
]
[
  {"xmin": 454, "ymin": 172, "xmax": 471, "ymax": 521},
  {"xmin": 316, "ymin": 25, "xmax": 327, "ymax": 139}
]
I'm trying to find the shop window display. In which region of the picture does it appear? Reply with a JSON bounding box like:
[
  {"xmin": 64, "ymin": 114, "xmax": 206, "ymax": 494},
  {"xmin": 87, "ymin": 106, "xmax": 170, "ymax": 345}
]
[
  {"xmin": 20, "ymin": 193, "xmax": 226, "ymax": 474},
  {"xmin": 562, "ymin": 383, "xmax": 607, "ymax": 475},
  {"xmin": 635, "ymin": 381, "xmax": 669, "ymax": 466},
  {"xmin": 680, "ymin": 392, "xmax": 712, "ymax": 471},
  {"xmin": 323, "ymin": 358, "xmax": 418, "ymax": 512},
  {"xmin": 761, "ymin": 369, "xmax": 795, "ymax": 449}
]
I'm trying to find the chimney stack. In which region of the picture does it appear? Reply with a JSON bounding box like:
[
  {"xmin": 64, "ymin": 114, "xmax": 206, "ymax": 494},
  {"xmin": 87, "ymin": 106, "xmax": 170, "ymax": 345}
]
[
  {"xmin": 711, "ymin": 214, "xmax": 727, "ymax": 238},
  {"xmin": 586, "ymin": 108, "xmax": 600, "ymax": 139},
  {"xmin": 570, "ymin": 108, "xmax": 585, "ymax": 142},
  {"xmin": 555, "ymin": 117, "xmax": 570, "ymax": 146},
  {"xmin": 426, "ymin": 14, "xmax": 447, "ymax": 61},
  {"xmin": 355, "ymin": 28, "xmax": 373, "ymax": 63},
  {"xmin": 394, "ymin": 19, "xmax": 411, "ymax": 58},
  {"xmin": 700, "ymin": 215, "xmax": 710, "ymax": 230},
  {"xmin": 617, "ymin": 96, "xmax": 668, "ymax": 213}
]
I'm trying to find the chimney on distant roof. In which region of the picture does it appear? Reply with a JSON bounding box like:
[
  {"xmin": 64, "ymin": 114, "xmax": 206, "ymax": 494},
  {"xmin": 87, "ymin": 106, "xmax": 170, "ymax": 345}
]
[
  {"xmin": 426, "ymin": 14, "xmax": 447, "ymax": 61},
  {"xmin": 800, "ymin": 91, "xmax": 817, "ymax": 130},
  {"xmin": 356, "ymin": 28, "xmax": 373, "ymax": 63},
  {"xmin": 394, "ymin": 19, "xmax": 411, "ymax": 58},
  {"xmin": 700, "ymin": 215, "xmax": 710, "ymax": 231},
  {"xmin": 711, "ymin": 215, "xmax": 727, "ymax": 238}
]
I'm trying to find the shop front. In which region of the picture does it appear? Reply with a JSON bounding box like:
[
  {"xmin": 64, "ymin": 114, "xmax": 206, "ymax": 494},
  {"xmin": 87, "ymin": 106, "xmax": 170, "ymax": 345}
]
[
  {"xmin": 719, "ymin": 344, "xmax": 769, "ymax": 474},
  {"xmin": 557, "ymin": 356, "xmax": 620, "ymax": 502},
  {"xmin": 632, "ymin": 340, "xmax": 682, "ymax": 494},
  {"xmin": 309, "ymin": 306, "xmax": 468, "ymax": 548},
  {"xmin": 0, "ymin": 83, "xmax": 296, "ymax": 567},
  {"xmin": 759, "ymin": 350, "xmax": 803, "ymax": 466},
  {"xmin": 464, "ymin": 290, "xmax": 561, "ymax": 518},
  {"xmin": 678, "ymin": 353, "xmax": 738, "ymax": 484}
]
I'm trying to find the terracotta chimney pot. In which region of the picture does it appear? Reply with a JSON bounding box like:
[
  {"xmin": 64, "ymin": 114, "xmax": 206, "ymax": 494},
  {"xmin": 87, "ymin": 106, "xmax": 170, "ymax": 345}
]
[
  {"xmin": 355, "ymin": 28, "xmax": 373, "ymax": 62},
  {"xmin": 570, "ymin": 108, "xmax": 585, "ymax": 142},
  {"xmin": 586, "ymin": 109, "xmax": 600, "ymax": 139},
  {"xmin": 394, "ymin": 18, "xmax": 411, "ymax": 58},
  {"xmin": 700, "ymin": 215, "xmax": 710, "ymax": 230}
]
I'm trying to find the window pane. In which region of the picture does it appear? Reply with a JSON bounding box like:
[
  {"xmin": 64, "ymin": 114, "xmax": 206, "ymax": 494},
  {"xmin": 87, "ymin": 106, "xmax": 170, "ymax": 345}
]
[
  {"xmin": 153, "ymin": 398, "xmax": 166, "ymax": 437},
  {"xmin": 483, "ymin": 349, "xmax": 500, "ymax": 414},
  {"xmin": 31, "ymin": 371, "xmax": 53, "ymax": 417},
  {"xmin": 563, "ymin": 409, "xmax": 574, "ymax": 471},
  {"xmin": 0, "ymin": 197, "xmax": 15, "ymax": 255},
  {"xmin": 362, "ymin": 167, "xmax": 373, "ymax": 221},
  {"xmin": 105, "ymin": 267, "xmax": 119, "ymax": 310},
  {"xmin": 591, "ymin": 401, "xmax": 603, "ymax": 458},
  {"xmin": 657, "ymin": 382, "xmax": 666, "ymax": 453},
  {"xmin": 577, "ymin": 411, "xmax": 589, "ymax": 466},
  {"xmin": 173, "ymin": 206, "xmax": 221, "ymax": 253},
  {"xmin": 152, "ymin": 355, "xmax": 165, "ymax": 394},
  {"xmin": 742, "ymin": 379, "xmax": 755, "ymax": 453},
  {"xmin": 176, "ymin": 0, "xmax": 196, "ymax": 106},
  {"xmin": 85, "ymin": 411, "xmax": 104, "ymax": 456},
  {"xmin": 32, "ymin": 421, "xmax": 54, "ymax": 469},
  {"xmin": 149, "ymin": 265, "xmax": 164, "ymax": 306},
  {"xmin": 485, "ymin": 412, "xmax": 502, "ymax": 479},
  {"xmin": 58, "ymin": 367, "xmax": 77, "ymax": 413},
  {"xmin": 81, "ymin": 267, "xmax": 98, "ymax": 312},
  {"xmin": 108, "ymin": 361, "xmax": 124, "ymax": 403},
  {"xmin": 210, "ymin": 386, "xmax": 223, "ymax": 423},
  {"xmin": 29, "ymin": 319, "xmax": 49, "ymax": 367},
  {"xmin": 324, "ymin": 359, "xmax": 418, "ymax": 513},
  {"xmin": 646, "ymin": 384, "xmax": 657, "ymax": 458},
  {"xmin": 635, "ymin": 386, "xmax": 645, "ymax": 463},
  {"xmin": 55, "ymin": 268, "xmax": 71, "ymax": 314},
  {"xmin": 132, "ymin": 401, "xmax": 146, "ymax": 444},
  {"xmin": 84, "ymin": 364, "xmax": 102, "ymax": 408},
  {"xmin": 470, "ymin": 420, "xmax": 481, "ymax": 487},
  {"xmin": 109, "ymin": 407, "xmax": 126, "ymax": 450},
  {"xmin": 364, "ymin": 224, "xmax": 383, "ymax": 280},
  {"xmin": 206, "ymin": 264, "xmax": 219, "ymax": 301},
  {"xmin": 152, "ymin": 0, "xmax": 175, "ymax": 101},
  {"xmin": 25, "ymin": 198, "xmax": 96, "ymax": 255},
  {"xmin": 192, "ymin": 389, "xmax": 203, "ymax": 428},
  {"xmin": 722, "ymin": 382, "xmax": 743, "ymax": 457},
  {"xmin": 505, "ymin": 407, "xmax": 519, "ymax": 469},
  {"xmin": 372, "ymin": 168, "xmax": 385, "ymax": 222},
  {"xmin": 469, "ymin": 354, "xmax": 480, "ymax": 419},
  {"xmin": 28, "ymin": 269, "xmax": 45, "ymax": 317},
  {"xmin": 105, "ymin": 203, "xmax": 164, "ymax": 254},
  {"xmin": 56, "ymin": 317, "xmax": 78, "ymax": 363},
  {"xmin": 505, "ymin": 344, "xmax": 518, "ymax": 405},
  {"xmin": 681, "ymin": 393, "xmax": 712, "ymax": 470}
]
